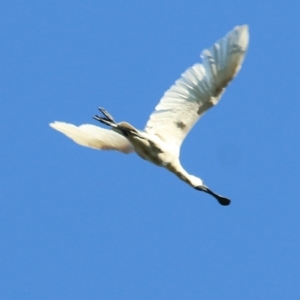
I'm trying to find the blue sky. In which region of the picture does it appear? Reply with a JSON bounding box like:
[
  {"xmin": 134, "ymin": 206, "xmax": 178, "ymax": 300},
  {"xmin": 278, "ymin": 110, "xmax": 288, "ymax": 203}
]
[{"xmin": 1, "ymin": 1, "xmax": 300, "ymax": 299}]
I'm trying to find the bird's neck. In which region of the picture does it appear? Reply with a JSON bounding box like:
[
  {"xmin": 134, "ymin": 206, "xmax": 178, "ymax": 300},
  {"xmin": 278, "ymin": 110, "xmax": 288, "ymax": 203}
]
[{"xmin": 166, "ymin": 161, "xmax": 201, "ymax": 187}]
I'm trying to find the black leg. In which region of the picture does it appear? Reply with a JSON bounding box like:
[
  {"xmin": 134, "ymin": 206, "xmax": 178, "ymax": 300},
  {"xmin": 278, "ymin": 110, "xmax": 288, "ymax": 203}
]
[{"xmin": 93, "ymin": 115, "xmax": 117, "ymax": 128}]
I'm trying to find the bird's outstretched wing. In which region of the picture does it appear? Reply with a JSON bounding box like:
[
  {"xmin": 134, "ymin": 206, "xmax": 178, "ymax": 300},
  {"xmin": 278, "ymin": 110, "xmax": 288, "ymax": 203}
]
[
  {"xmin": 50, "ymin": 122, "xmax": 134, "ymax": 153},
  {"xmin": 145, "ymin": 25, "xmax": 249, "ymax": 148}
]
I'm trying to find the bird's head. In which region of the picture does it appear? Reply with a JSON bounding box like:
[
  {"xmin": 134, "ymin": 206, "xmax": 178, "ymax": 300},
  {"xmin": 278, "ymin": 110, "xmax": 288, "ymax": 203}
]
[{"xmin": 189, "ymin": 175, "xmax": 204, "ymax": 188}]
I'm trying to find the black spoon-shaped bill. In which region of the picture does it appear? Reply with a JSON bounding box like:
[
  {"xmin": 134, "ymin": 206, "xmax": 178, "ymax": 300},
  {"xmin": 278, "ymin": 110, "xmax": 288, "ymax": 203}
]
[{"xmin": 195, "ymin": 185, "xmax": 231, "ymax": 206}]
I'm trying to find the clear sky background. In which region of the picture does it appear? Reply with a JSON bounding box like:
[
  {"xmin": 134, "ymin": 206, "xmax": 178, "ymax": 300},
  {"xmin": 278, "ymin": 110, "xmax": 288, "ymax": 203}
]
[{"xmin": 1, "ymin": 1, "xmax": 299, "ymax": 299}]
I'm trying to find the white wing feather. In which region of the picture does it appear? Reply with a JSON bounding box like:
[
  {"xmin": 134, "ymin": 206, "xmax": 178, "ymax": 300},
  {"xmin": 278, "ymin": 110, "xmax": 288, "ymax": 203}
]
[
  {"xmin": 50, "ymin": 122, "xmax": 134, "ymax": 154},
  {"xmin": 145, "ymin": 25, "xmax": 249, "ymax": 148}
]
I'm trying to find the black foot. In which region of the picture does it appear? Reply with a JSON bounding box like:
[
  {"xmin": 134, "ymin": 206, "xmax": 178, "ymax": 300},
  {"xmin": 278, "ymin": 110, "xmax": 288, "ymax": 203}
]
[
  {"xmin": 98, "ymin": 107, "xmax": 115, "ymax": 123},
  {"xmin": 93, "ymin": 107, "xmax": 117, "ymax": 127},
  {"xmin": 195, "ymin": 185, "xmax": 231, "ymax": 206}
]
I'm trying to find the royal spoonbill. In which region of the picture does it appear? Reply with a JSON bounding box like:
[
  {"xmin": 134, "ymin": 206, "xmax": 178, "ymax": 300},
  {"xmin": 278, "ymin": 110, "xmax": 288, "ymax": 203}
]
[{"xmin": 50, "ymin": 25, "xmax": 249, "ymax": 206}]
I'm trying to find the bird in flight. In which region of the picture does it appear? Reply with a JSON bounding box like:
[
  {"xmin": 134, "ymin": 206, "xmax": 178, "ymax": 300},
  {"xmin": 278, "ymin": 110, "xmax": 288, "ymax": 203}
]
[{"xmin": 50, "ymin": 25, "xmax": 249, "ymax": 206}]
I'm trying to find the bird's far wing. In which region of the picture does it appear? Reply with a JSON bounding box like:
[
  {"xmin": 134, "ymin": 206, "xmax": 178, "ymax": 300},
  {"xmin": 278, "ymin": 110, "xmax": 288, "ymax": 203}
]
[
  {"xmin": 50, "ymin": 122, "xmax": 134, "ymax": 154},
  {"xmin": 145, "ymin": 25, "xmax": 249, "ymax": 147}
]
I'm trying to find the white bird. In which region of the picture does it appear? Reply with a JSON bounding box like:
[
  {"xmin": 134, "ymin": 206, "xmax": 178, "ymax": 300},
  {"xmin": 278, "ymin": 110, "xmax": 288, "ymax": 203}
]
[{"xmin": 50, "ymin": 25, "xmax": 249, "ymax": 206}]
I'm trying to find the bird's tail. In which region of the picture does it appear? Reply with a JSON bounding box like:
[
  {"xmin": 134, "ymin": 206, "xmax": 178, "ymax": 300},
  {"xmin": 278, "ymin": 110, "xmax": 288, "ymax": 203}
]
[{"xmin": 49, "ymin": 121, "xmax": 134, "ymax": 153}]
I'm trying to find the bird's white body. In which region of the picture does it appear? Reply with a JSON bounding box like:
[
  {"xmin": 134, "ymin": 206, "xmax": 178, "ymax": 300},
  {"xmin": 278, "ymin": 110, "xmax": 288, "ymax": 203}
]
[
  {"xmin": 120, "ymin": 128, "xmax": 198, "ymax": 186},
  {"xmin": 50, "ymin": 25, "xmax": 249, "ymax": 205}
]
